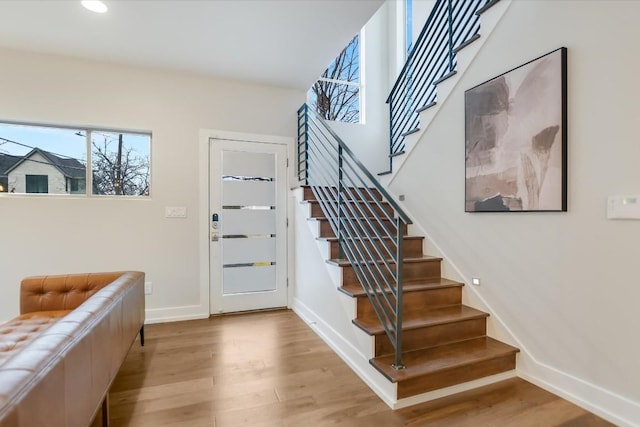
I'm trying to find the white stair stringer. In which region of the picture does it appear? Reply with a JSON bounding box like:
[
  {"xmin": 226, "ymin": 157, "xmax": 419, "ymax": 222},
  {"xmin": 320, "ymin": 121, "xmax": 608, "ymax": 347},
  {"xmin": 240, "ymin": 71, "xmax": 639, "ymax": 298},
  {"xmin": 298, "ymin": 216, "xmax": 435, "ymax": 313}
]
[
  {"xmin": 291, "ymin": 187, "xmax": 398, "ymax": 407},
  {"xmin": 291, "ymin": 187, "xmax": 517, "ymax": 409},
  {"xmin": 387, "ymin": 0, "xmax": 513, "ymax": 186}
]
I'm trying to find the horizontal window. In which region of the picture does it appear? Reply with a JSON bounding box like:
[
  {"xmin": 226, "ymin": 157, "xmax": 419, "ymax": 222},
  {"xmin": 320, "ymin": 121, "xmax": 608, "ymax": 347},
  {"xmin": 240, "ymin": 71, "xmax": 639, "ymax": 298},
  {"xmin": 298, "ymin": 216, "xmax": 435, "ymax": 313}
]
[{"xmin": 0, "ymin": 122, "xmax": 150, "ymax": 197}]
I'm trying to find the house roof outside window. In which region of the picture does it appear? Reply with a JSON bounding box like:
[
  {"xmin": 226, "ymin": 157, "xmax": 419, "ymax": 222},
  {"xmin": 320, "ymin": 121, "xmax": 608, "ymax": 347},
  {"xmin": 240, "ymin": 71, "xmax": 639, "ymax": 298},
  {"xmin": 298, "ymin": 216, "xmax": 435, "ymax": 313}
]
[{"xmin": 3, "ymin": 148, "xmax": 85, "ymax": 179}]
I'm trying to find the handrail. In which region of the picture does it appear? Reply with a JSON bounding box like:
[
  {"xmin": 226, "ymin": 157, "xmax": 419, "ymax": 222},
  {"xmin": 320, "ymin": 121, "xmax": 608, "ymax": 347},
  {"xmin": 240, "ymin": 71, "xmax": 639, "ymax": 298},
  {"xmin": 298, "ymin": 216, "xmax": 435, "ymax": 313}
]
[
  {"xmin": 386, "ymin": 0, "xmax": 491, "ymax": 164},
  {"xmin": 302, "ymin": 106, "xmax": 412, "ymax": 225},
  {"xmin": 298, "ymin": 103, "xmax": 409, "ymax": 370}
]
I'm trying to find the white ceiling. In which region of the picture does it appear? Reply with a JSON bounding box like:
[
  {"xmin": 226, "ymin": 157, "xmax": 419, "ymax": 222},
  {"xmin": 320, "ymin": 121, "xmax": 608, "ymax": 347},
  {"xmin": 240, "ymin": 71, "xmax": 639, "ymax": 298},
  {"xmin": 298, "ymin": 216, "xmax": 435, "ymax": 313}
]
[{"xmin": 0, "ymin": 0, "xmax": 384, "ymax": 90}]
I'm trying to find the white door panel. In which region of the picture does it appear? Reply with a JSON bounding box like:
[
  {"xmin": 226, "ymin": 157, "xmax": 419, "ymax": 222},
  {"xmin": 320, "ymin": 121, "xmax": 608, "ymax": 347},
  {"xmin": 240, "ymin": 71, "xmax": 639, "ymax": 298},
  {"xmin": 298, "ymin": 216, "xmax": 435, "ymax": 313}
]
[
  {"xmin": 222, "ymin": 150, "xmax": 275, "ymax": 178},
  {"xmin": 222, "ymin": 209, "xmax": 276, "ymax": 235},
  {"xmin": 222, "ymin": 237, "xmax": 276, "ymax": 265},
  {"xmin": 221, "ymin": 181, "xmax": 275, "ymax": 206},
  {"xmin": 223, "ymin": 265, "xmax": 277, "ymax": 294},
  {"xmin": 210, "ymin": 139, "xmax": 287, "ymax": 314}
]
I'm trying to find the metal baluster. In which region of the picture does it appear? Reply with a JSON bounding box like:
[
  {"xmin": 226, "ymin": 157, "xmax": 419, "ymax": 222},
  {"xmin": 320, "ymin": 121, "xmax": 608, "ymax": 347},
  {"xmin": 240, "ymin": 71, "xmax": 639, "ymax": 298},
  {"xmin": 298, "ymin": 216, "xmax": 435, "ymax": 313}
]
[
  {"xmin": 448, "ymin": 0, "xmax": 454, "ymax": 73},
  {"xmin": 392, "ymin": 216, "xmax": 406, "ymax": 370},
  {"xmin": 304, "ymin": 104, "xmax": 309, "ymax": 185},
  {"xmin": 338, "ymin": 145, "xmax": 344, "ymax": 259}
]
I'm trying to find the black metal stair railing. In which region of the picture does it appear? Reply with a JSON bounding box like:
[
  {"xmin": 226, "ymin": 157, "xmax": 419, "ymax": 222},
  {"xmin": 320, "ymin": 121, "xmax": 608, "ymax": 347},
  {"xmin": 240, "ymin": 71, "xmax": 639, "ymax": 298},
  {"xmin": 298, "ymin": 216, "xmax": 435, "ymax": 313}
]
[
  {"xmin": 386, "ymin": 0, "xmax": 492, "ymax": 169},
  {"xmin": 297, "ymin": 104, "xmax": 412, "ymax": 370}
]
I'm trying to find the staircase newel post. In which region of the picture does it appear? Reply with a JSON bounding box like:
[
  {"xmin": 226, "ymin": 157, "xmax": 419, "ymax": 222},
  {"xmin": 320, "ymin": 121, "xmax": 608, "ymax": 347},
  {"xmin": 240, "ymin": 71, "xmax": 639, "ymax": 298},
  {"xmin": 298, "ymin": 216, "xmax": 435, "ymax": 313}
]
[
  {"xmin": 304, "ymin": 104, "xmax": 309, "ymax": 186},
  {"xmin": 392, "ymin": 217, "xmax": 406, "ymax": 370},
  {"xmin": 337, "ymin": 145, "xmax": 344, "ymax": 260},
  {"xmin": 447, "ymin": 0, "xmax": 454, "ymax": 72},
  {"xmin": 388, "ymin": 99, "xmax": 394, "ymax": 170}
]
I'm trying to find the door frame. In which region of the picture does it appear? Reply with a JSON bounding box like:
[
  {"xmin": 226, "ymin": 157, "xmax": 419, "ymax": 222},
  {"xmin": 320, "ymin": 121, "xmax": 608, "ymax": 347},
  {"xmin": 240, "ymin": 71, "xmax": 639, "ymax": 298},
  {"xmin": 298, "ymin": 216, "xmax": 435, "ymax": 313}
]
[{"xmin": 199, "ymin": 129, "xmax": 293, "ymax": 316}]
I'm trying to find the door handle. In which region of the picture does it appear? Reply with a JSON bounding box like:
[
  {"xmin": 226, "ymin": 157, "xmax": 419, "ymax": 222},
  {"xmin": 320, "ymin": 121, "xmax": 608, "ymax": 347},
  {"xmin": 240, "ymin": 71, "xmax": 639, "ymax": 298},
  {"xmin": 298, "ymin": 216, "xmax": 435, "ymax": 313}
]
[{"xmin": 211, "ymin": 213, "xmax": 219, "ymax": 241}]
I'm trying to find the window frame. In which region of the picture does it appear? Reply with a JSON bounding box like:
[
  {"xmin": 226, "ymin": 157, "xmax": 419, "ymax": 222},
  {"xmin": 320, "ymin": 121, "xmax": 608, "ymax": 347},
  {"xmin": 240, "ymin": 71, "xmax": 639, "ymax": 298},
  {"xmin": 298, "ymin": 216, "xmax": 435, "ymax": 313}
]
[{"xmin": 0, "ymin": 120, "xmax": 152, "ymax": 198}]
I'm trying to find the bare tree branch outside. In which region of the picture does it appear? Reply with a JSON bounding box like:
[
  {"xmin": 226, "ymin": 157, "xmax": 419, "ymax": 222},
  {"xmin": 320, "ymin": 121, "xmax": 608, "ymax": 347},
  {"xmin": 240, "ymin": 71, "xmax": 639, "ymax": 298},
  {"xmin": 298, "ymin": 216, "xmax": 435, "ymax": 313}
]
[
  {"xmin": 309, "ymin": 35, "xmax": 360, "ymax": 123},
  {"xmin": 91, "ymin": 132, "xmax": 150, "ymax": 196}
]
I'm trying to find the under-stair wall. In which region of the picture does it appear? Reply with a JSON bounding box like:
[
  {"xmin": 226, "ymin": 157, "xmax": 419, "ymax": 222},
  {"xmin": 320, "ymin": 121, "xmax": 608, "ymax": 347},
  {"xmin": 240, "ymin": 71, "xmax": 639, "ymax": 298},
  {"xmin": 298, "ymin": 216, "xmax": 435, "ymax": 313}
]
[
  {"xmin": 386, "ymin": 1, "xmax": 640, "ymax": 425},
  {"xmin": 291, "ymin": 188, "xmax": 399, "ymax": 406}
]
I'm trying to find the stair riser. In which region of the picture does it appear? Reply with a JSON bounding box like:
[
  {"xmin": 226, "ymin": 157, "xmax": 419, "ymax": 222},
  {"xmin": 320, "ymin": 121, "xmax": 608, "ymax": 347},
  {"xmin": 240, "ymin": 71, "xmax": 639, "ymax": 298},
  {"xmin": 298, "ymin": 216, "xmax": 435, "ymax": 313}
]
[
  {"xmin": 356, "ymin": 286, "xmax": 461, "ymax": 318},
  {"xmin": 374, "ymin": 318, "xmax": 487, "ymax": 357},
  {"xmin": 303, "ymin": 186, "xmax": 382, "ymax": 202},
  {"xmin": 309, "ymin": 201, "xmax": 394, "ymax": 218},
  {"xmin": 341, "ymin": 260, "xmax": 441, "ymax": 288},
  {"xmin": 317, "ymin": 220, "xmax": 407, "ymax": 238},
  {"xmin": 328, "ymin": 238, "xmax": 423, "ymax": 259},
  {"xmin": 395, "ymin": 354, "xmax": 517, "ymax": 398}
]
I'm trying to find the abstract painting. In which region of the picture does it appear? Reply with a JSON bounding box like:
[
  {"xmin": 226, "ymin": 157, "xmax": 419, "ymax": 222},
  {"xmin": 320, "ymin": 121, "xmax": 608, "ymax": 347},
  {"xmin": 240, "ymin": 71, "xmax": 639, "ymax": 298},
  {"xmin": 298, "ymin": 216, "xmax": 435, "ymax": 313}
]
[{"xmin": 465, "ymin": 47, "xmax": 567, "ymax": 212}]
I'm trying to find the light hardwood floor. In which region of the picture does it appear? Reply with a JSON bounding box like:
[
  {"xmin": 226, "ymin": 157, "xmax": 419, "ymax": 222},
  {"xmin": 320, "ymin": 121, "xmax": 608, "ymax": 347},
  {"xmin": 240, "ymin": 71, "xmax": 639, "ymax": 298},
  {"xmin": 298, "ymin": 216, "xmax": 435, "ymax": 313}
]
[{"xmin": 109, "ymin": 310, "xmax": 612, "ymax": 426}]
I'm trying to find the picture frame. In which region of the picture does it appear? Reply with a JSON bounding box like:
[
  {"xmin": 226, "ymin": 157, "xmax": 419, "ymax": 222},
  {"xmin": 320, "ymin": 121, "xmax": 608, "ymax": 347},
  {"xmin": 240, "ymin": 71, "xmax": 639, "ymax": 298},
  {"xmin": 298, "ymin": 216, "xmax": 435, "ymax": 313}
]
[{"xmin": 464, "ymin": 47, "xmax": 567, "ymax": 212}]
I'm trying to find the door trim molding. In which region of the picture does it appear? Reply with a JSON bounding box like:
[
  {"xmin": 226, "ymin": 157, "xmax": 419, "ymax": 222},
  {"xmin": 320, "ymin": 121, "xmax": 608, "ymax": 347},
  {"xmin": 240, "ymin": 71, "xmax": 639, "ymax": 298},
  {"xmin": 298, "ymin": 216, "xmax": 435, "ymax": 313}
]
[{"xmin": 199, "ymin": 129, "xmax": 292, "ymax": 316}]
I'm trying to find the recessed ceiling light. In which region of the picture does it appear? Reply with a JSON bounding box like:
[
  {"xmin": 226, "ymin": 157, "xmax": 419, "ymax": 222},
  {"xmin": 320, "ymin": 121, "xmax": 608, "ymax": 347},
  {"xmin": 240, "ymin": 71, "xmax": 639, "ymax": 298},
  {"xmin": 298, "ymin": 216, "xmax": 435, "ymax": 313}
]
[{"xmin": 82, "ymin": 1, "xmax": 108, "ymax": 14}]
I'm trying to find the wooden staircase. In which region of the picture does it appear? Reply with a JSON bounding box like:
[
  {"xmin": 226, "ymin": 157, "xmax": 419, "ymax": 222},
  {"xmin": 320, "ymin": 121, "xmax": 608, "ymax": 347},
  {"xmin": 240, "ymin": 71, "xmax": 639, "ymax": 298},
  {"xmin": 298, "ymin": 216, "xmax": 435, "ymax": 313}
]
[{"xmin": 302, "ymin": 185, "xmax": 519, "ymax": 400}]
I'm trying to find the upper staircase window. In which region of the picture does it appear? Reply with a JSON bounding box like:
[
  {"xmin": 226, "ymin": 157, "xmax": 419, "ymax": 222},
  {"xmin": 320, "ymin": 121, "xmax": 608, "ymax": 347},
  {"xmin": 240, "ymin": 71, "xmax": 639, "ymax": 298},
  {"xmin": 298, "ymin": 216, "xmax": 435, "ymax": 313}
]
[
  {"xmin": 406, "ymin": 0, "xmax": 413, "ymax": 55},
  {"xmin": 308, "ymin": 34, "xmax": 361, "ymax": 124}
]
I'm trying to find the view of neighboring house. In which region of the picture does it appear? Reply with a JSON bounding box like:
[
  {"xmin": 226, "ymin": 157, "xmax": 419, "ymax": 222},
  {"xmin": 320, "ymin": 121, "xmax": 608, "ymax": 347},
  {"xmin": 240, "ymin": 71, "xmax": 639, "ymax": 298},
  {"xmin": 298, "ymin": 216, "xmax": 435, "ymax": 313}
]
[
  {"xmin": 0, "ymin": 153, "xmax": 20, "ymax": 193},
  {"xmin": 0, "ymin": 148, "xmax": 86, "ymax": 194}
]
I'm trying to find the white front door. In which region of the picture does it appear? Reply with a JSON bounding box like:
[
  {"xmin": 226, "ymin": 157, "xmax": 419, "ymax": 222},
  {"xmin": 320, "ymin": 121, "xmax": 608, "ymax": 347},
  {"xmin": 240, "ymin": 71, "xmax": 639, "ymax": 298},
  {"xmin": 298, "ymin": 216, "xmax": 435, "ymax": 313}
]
[{"xmin": 209, "ymin": 138, "xmax": 288, "ymax": 314}]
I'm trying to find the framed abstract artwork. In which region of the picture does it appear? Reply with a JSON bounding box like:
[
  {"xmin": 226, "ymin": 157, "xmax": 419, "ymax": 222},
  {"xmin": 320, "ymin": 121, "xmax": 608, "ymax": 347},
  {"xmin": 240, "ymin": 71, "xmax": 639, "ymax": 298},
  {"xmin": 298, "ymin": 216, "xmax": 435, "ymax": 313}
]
[{"xmin": 465, "ymin": 47, "xmax": 567, "ymax": 212}]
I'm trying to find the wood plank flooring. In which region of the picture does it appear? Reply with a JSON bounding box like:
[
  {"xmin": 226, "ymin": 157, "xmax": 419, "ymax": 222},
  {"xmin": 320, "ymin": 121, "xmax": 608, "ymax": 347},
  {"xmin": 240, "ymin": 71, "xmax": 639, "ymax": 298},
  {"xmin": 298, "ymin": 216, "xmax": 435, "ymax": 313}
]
[{"xmin": 109, "ymin": 310, "xmax": 612, "ymax": 427}]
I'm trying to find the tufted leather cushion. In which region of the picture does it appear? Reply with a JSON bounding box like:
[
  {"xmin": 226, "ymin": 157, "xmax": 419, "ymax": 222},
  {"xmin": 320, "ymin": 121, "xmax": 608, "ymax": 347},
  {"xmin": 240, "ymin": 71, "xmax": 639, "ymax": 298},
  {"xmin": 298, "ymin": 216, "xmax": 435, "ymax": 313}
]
[
  {"xmin": 20, "ymin": 272, "xmax": 124, "ymax": 314},
  {"xmin": 0, "ymin": 311, "xmax": 70, "ymax": 367}
]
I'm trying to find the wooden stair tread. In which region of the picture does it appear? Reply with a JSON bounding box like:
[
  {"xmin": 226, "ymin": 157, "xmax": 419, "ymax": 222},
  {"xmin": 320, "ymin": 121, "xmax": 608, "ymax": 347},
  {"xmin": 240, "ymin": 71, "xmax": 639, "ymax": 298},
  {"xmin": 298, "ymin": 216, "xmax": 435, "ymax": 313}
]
[
  {"xmin": 339, "ymin": 277, "xmax": 462, "ymax": 297},
  {"xmin": 318, "ymin": 235, "xmax": 423, "ymax": 242},
  {"xmin": 370, "ymin": 337, "xmax": 519, "ymax": 383},
  {"xmin": 327, "ymin": 256, "xmax": 441, "ymax": 267},
  {"xmin": 303, "ymin": 199, "xmax": 391, "ymax": 205},
  {"xmin": 354, "ymin": 305, "xmax": 489, "ymax": 335},
  {"xmin": 309, "ymin": 217, "xmax": 397, "ymax": 222}
]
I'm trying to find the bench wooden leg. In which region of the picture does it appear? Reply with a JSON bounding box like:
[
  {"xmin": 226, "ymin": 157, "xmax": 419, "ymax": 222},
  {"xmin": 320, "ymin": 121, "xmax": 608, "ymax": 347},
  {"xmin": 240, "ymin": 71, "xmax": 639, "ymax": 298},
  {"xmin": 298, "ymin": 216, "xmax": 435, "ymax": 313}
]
[
  {"xmin": 101, "ymin": 394, "xmax": 109, "ymax": 427},
  {"xmin": 140, "ymin": 325, "xmax": 145, "ymax": 347},
  {"xmin": 90, "ymin": 395, "xmax": 109, "ymax": 427}
]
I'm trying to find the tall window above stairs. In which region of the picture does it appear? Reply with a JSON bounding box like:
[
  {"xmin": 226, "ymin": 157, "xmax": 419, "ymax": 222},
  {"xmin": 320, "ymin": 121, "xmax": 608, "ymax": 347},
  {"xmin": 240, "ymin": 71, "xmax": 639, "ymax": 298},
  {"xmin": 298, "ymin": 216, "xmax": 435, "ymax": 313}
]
[
  {"xmin": 308, "ymin": 33, "xmax": 362, "ymax": 124},
  {"xmin": 406, "ymin": 0, "xmax": 413, "ymax": 55}
]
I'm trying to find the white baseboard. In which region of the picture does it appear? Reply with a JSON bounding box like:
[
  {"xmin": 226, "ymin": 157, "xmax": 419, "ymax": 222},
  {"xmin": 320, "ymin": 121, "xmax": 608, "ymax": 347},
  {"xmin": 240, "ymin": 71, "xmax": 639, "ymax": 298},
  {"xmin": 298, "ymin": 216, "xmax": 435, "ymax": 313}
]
[
  {"xmin": 292, "ymin": 297, "xmax": 397, "ymax": 407},
  {"xmin": 144, "ymin": 304, "xmax": 209, "ymax": 324},
  {"xmin": 293, "ymin": 297, "xmax": 521, "ymax": 411},
  {"xmin": 392, "ymin": 213, "xmax": 639, "ymax": 425},
  {"xmin": 519, "ymin": 360, "xmax": 640, "ymax": 427}
]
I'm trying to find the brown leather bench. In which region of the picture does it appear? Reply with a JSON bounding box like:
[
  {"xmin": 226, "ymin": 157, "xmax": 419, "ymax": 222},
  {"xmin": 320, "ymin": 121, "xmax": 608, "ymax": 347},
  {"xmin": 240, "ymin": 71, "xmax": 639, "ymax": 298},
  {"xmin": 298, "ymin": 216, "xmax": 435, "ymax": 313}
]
[{"xmin": 0, "ymin": 271, "xmax": 145, "ymax": 427}]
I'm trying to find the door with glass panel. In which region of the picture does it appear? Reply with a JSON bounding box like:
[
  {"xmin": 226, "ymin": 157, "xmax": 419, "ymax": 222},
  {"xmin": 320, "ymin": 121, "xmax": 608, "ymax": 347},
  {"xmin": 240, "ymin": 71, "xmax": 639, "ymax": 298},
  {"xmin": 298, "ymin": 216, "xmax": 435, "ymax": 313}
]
[{"xmin": 209, "ymin": 138, "xmax": 287, "ymax": 314}]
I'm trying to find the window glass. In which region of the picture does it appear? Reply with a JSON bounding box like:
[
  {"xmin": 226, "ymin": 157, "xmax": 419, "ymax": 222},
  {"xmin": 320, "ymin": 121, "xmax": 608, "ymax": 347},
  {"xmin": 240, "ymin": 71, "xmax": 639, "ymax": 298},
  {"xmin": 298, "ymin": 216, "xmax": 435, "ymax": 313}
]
[
  {"xmin": 0, "ymin": 123, "xmax": 86, "ymax": 195},
  {"xmin": 406, "ymin": 0, "xmax": 413, "ymax": 55},
  {"xmin": 0, "ymin": 122, "xmax": 150, "ymax": 197},
  {"xmin": 26, "ymin": 175, "xmax": 48, "ymax": 193},
  {"xmin": 308, "ymin": 34, "xmax": 361, "ymax": 123},
  {"xmin": 91, "ymin": 132, "xmax": 150, "ymax": 196}
]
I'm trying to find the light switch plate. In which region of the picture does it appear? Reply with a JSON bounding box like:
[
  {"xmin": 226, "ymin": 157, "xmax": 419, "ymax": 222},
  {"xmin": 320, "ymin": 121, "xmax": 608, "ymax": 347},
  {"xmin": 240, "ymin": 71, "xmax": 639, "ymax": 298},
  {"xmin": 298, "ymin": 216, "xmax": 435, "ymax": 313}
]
[
  {"xmin": 607, "ymin": 196, "xmax": 640, "ymax": 220},
  {"xmin": 165, "ymin": 206, "xmax": 187, "ymax": 218}
]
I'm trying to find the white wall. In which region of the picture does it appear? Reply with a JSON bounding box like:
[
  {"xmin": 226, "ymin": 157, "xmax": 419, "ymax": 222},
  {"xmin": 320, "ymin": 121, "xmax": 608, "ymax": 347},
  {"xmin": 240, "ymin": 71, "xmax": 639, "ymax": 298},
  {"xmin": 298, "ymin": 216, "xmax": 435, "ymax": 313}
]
[
  {"xmin": 0, "ymin": 47, "xmax": 304, "ymax": 323},
  {"xmin": 325, "ymin": 3, "xmax": 391, "ymax": 175},
  {"xmin": 389, "ymin": 1, "xmax": 640, "ymax": 424}
]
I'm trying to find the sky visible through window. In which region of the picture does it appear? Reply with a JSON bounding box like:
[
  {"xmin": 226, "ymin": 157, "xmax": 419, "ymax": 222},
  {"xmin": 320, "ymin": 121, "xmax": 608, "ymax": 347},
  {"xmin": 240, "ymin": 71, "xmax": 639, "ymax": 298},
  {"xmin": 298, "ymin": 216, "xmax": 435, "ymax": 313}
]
[
  {"xmin": 0, "ymin": 124, "xmax": 85, "ymax": 162},
  {"xmin": 0, "ymin": 123, "xmax": 149, "ymax": 163}
]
